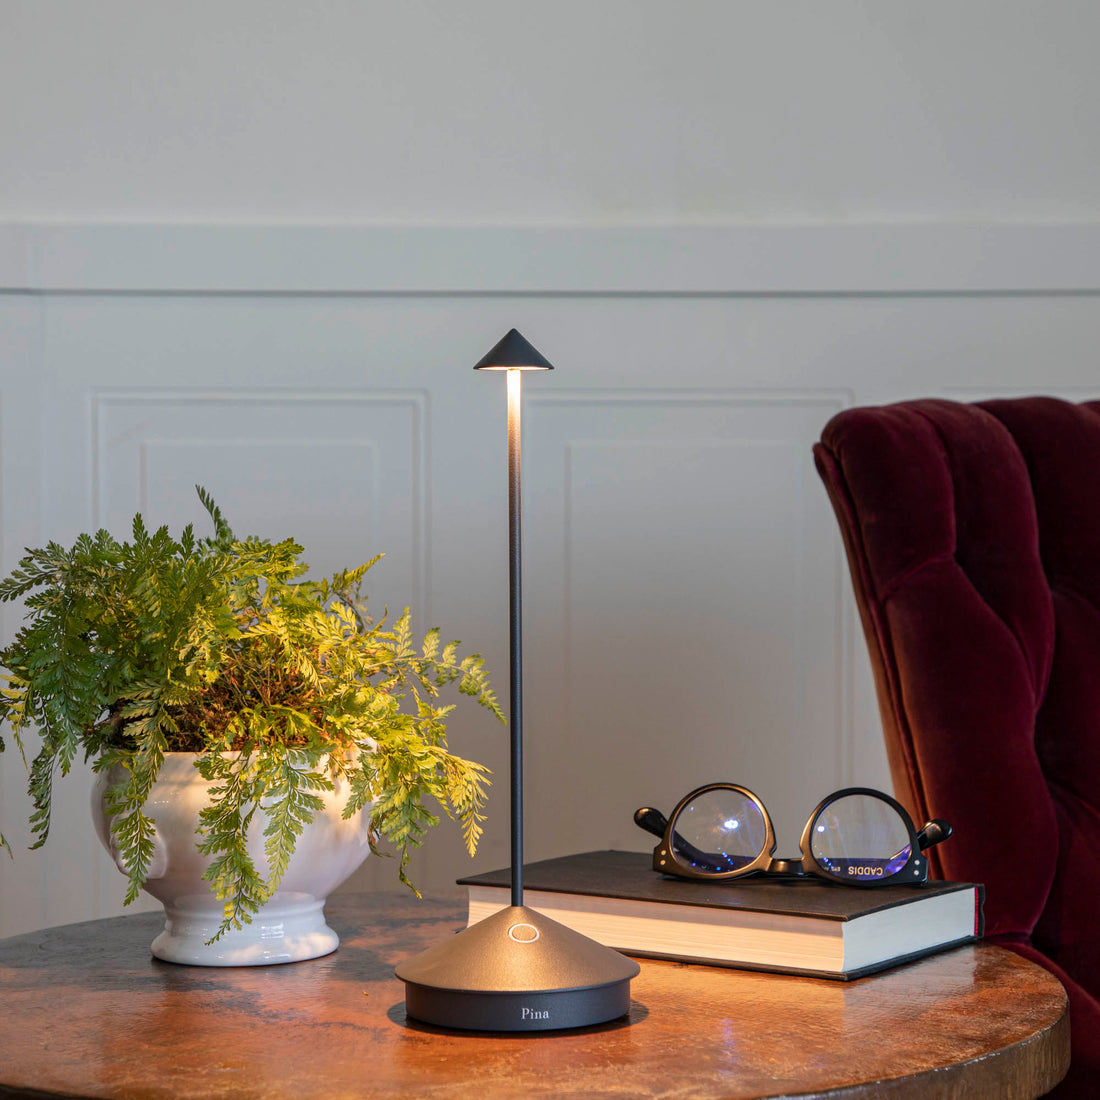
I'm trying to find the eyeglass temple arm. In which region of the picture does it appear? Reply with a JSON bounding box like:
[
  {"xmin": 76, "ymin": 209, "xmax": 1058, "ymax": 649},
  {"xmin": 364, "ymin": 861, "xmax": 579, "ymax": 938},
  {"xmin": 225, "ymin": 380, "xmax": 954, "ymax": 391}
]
[
  {"xmin": 917, "ymin": 819, "xmax": 953, "ymax": 852},
  {"xmin": 634, "ymin": 807, "xmax": 668, "ymax": 840}
]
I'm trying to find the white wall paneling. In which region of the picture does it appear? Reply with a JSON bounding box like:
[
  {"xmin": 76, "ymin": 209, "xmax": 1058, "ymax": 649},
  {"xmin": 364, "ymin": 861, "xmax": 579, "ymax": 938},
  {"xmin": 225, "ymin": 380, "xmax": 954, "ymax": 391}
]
[
  {"xmin": 85, "ymin": 387, "xmax": 429, "ymax": 919},
  {"xmin": 1, "ymin": 223, "xmax": 1099, "ymax": 937},
  {"xmin": 92, "ymin": 388, "xmax": 427, "ymax": 607},
  {"xmin": 0, "ymin": 292, "xmax": 46, "ymax": 935},
  {"xmin": 521, "ymin": 391, "xmax": 849, "ymax": 861}
]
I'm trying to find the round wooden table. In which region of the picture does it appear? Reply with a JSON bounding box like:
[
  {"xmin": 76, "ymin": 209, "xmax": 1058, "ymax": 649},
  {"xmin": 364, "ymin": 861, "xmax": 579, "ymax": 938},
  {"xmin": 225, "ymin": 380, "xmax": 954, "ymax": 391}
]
[{"xmin": 0, "ymin": 892, "xmax": 1069, "ymax": 1099}]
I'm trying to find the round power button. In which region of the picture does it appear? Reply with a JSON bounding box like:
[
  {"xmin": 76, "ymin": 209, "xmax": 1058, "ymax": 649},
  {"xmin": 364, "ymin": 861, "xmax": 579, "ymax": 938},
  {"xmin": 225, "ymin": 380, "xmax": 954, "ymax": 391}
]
[{"xmin": 507, "ymin": 922, "xmax": 541, "ymax": 943}]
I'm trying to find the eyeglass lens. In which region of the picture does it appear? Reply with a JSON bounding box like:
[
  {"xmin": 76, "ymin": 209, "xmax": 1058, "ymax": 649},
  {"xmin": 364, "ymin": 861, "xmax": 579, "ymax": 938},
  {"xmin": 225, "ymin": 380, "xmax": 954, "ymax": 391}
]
[
  {"xmin": 670, "ymin": 788, "xmax": 769, "ymax": 873},
  {"xmin": 809, "ymin": 793, "xmax": 911, "ymax": 881}
]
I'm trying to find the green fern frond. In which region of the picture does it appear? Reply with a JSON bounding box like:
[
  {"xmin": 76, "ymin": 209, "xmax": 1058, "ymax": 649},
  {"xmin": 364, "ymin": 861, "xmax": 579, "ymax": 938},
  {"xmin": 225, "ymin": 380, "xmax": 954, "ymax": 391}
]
[
  {"xmin": 195, "ymin": 484, "xmax": 233, "ymax": 547},
  {"xmin": 26, "ymin": 747, "xmax": 56, "ymax": 849},
  {"xmin": 260, "ymin": 753, "xmax": 328, "ymax": 893}
]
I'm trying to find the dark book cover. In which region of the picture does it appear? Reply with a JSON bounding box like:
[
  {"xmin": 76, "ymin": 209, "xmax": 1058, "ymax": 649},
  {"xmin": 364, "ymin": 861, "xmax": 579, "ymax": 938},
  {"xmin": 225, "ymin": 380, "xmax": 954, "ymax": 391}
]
[{"xmin": 459, "ymin": 848, "xmax": 985, "ymax": 929}]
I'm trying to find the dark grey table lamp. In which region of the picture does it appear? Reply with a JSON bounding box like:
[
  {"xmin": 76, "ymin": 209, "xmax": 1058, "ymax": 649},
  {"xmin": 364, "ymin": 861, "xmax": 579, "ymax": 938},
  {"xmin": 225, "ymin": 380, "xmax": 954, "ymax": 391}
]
[{"xmin": 395, "ymin": 329, "xmax": 639, "ymax": 1031}]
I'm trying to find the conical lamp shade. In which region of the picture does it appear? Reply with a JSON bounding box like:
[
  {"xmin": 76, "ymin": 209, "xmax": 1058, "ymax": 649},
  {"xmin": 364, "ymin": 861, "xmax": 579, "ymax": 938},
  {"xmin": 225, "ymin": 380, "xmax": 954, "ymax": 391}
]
[{"xmin": 472, "ymin": 328, "xmax": 555, "ymax": 371}]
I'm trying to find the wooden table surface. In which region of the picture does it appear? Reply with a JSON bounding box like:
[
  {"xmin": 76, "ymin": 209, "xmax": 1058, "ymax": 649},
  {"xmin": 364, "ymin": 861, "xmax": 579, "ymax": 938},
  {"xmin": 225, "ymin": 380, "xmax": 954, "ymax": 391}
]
[{"xmin": 0, "ymin": 892, "xmax": 1069, "ymax": 1099}]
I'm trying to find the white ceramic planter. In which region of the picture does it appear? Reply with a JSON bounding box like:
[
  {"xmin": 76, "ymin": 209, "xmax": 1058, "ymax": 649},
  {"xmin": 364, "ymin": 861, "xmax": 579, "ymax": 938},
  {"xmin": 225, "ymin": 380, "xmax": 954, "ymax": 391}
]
[{"xmin": 91, "ymin": 753, "xmax": 373, "ymax": 967}]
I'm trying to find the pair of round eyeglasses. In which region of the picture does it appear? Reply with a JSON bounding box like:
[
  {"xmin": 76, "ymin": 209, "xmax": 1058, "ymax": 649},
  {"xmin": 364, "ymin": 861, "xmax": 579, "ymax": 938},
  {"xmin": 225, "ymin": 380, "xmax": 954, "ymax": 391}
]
[{"xmin": 634, "ymin": 783, "xmax": 952, "ymax": 886}]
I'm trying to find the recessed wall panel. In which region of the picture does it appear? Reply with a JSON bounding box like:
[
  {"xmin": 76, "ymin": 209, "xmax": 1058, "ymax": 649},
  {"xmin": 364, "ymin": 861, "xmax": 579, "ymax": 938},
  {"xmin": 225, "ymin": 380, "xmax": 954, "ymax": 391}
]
[
  {"xmin": 79, "ymin": 388, "xmax": 428, "ymax": 918},
  {"xmin": 93, "ymin": 390, "xmax": 426, "ymax": 616},
  {"xmin": 522, "ymin": 393, "xmax": 849, "ymax": 859}
]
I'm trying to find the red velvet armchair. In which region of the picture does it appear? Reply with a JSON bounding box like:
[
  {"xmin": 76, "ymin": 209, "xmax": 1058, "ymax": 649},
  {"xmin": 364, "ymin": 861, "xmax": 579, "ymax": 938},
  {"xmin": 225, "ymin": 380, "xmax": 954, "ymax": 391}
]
[{"xmin": 814, "ymin": 397, "xmax": 1100, "ymax": 1096}]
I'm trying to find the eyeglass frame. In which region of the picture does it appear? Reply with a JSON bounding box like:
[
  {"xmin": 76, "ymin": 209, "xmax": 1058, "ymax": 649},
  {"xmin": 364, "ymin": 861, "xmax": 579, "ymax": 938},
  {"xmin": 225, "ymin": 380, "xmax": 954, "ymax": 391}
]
[{"xmin": 634, "ymin": 783, "xmax": 952, "ymax": 887}]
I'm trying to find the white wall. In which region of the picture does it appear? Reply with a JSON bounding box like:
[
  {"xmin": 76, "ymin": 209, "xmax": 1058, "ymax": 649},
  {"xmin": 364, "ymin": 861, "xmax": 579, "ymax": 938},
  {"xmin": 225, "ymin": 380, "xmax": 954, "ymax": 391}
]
[
  {"xmin": 2, "ymin": 2, "xmax": 1099, "ymax": 939},
  {"xmin": 4, "ymin": 1, "xmax": 1100, "ymax": 224}
]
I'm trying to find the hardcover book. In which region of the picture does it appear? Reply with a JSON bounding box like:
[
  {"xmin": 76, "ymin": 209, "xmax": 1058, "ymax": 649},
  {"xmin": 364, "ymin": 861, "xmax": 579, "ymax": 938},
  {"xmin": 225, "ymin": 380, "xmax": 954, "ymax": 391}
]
[{"xmin": 458, "ymin": 849, "xmax": 984, "ymax": 980}]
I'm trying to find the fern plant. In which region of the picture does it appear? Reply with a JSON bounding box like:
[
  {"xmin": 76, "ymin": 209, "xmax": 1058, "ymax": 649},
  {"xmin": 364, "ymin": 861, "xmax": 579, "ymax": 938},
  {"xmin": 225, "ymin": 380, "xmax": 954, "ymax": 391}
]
[{"xmin": 0, "ymin": 488, "xmax": 502, "ymax": 940}]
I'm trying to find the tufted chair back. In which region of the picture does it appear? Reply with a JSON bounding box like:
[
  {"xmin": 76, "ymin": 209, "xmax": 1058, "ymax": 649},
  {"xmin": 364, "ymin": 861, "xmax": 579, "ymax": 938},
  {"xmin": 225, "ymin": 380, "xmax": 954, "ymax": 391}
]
[{"xmin": 814, "ymin": 397, "xmax": 1100, "ymax": 1095}]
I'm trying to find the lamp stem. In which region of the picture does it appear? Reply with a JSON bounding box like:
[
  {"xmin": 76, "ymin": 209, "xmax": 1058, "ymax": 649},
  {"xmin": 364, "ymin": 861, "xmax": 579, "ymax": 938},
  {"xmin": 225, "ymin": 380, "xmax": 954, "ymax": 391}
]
[{"xmin": 507, "ymin": 369, "xmax": 524, "ymax": 907}]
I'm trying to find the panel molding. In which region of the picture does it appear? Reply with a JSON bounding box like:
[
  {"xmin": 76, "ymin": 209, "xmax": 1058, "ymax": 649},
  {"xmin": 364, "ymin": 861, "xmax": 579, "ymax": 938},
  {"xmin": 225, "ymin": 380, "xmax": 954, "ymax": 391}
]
[
  {"xmin": 5, "ymin": 222, "xmax": 1100, "ymax": 295},
  {"xmin": 530, "ymin": 385, "xmax": 853, "ymax": 783},
  {"xmin": 527, "ymin": 388, "xmax": 853, "ymax": 410},
  {"xmin": 89, "ymin": 387, "xmax": 430, "ymax": 614},
  {"xmin": 519, "ymin": 388, "xmax": 854, "ymax": 850}
]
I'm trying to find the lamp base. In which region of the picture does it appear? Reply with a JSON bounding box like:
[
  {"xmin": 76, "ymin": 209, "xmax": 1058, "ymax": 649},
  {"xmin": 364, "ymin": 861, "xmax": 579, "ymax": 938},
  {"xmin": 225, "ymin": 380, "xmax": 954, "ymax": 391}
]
[{"xmin": 395, "ymin": 904, "xmax": 640, "ymax": 1032}]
